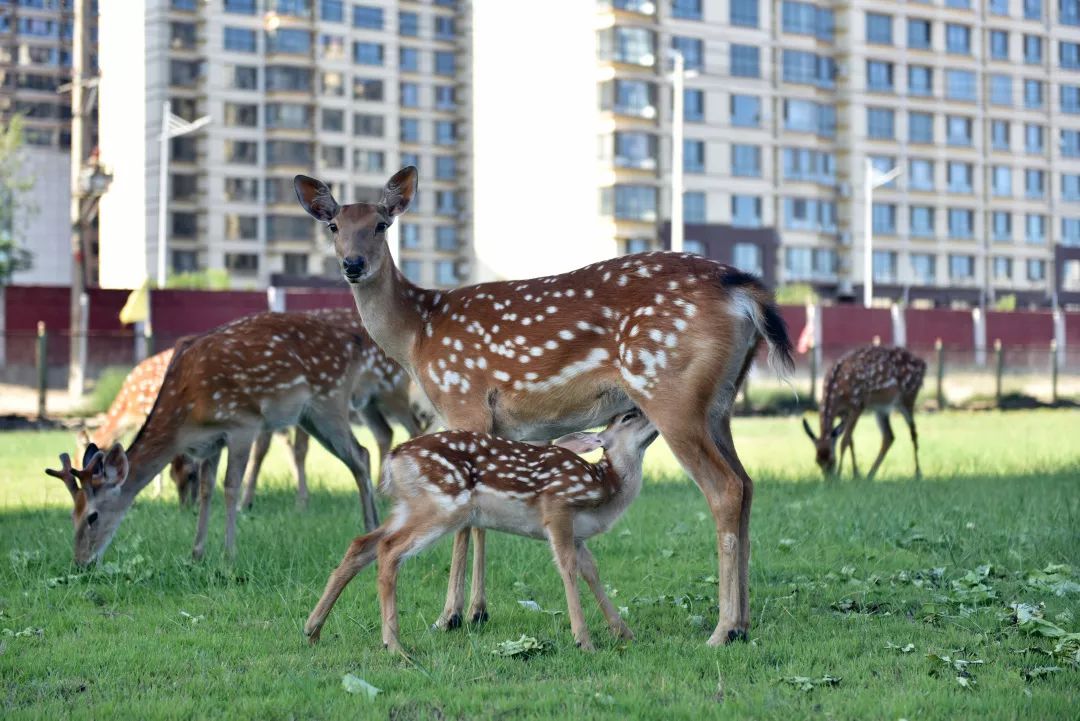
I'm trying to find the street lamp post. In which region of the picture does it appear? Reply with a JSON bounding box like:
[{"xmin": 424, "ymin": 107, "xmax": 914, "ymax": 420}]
[
  {"xmin": 670, "ymin": 50, "xmax": 684, "ymax": 253},
  {"xmin": 156, "ymin": 101, "xmax": 210, "ymax": 288},
  {"xmin": 863, "ymin": 157, "xmax": 903, "ymax": 309}
]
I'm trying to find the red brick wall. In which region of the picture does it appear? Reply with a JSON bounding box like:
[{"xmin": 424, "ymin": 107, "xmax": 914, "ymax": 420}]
[
  {"xmin": 905, "ymin": 308, "xmax": 972, "ymax": 351},
  {"xmin": 985, "ymin": 311, "xmax": 1054, "ymax": 349}
]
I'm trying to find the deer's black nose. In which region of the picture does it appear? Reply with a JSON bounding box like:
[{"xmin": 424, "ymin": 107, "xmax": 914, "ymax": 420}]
[{"xmin": 342, "ymin": 256, "xmax": 366, "ymax": 280}]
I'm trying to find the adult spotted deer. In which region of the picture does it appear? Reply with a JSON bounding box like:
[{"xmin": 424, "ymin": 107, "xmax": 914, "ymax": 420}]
[
  {"xmin": 295, "ymin": 167, "xmax": 793, "ymax": 645},
  {"xmin": 802, "ymin": 345, "xmax": 926, "ymax": 480},
  {"xmin": 44, "ymin": 311, "xmax": 379, "ymax": 565},
  {"xmin": 304, "ymin": 410, "xmax": 658, "ymax": 652}
]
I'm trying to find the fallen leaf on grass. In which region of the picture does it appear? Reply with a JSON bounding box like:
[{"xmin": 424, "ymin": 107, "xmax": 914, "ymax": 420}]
[
  {"xmin": 780, "ymin": 675, "xmax": 841, "ymax": 693},
  {"xmin": 955, "ymin": 675, "xmax": 975, "ymax": 690},
  {"xmin": 777, "ymin": 538, "xmax": 796, "ymax": 552},
  {"xmin": 927, "ymin": 651, "xmax": 984, "ymax": 688},
  {"xmin": 1024, "ymin": 564, "xmax": 1080, "ymax": 597},
  {"xmin": 517, "ymin": 600, "xmax": 541, "ymax": 612},
  {"xmin": 1, "ymin": 627, "xmax": 43, "ymax": 638},
  {"xmin": 885, "ymin": 641, "xmax": 916, "ymax": 653},
  {"xmin": 179, "ymin": 610, "xmax": 205, "ymax": 624},
  {"xmin": 492, "ymin": 635, "xmax": 550, "ymax": 659},
  {"xmin": 1021, "ymin": 666, "xmax": 1062, "ymax": 681},
  {"xmin": 342, "ymin": 673, "xmax": 381, "ymax": 700},
  {"xmin": 592, "ymin": 693, "xmax": 615, "ymax": 706}
]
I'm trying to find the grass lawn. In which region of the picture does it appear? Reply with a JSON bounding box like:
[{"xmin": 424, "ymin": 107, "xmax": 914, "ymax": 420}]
[{"xmin": 1, "ymin": 410, "xmax": 1078, "ymax": 719}]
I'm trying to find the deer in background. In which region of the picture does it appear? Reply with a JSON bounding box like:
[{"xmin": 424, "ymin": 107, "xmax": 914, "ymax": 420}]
[
  {"xmin": 45, "ymin": 311, "xmax": 379, "ymax": 565},
  {"xmin": 295, "ymin": 167, "xmax": 793, "ymax": 646},
  {"xmin": 802, "ymin": 345, "xmax": 926, "ymax": 480},
  {"xmin": 304, "ymin": 409, "xmax": 659, "ymax": 652}
]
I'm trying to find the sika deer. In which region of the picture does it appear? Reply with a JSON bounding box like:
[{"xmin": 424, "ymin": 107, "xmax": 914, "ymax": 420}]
[
  {"xmin": 304, "ymin": 409, "xmax": 658, "ymax": 652},
  {"xmin": 802, "ymin": 345, "xmax": 926, "ymax": 480},
  {"xmin": 44, "ymin": 312, "xmax": 379, "ymax": 565},
  {"xmin": 295, "ymin": 167, "xmax": 793, "ymax": 645}
]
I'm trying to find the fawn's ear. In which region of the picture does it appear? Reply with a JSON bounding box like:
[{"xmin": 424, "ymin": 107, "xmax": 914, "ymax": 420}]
[
  {"xmin": 801, "ymin": 418, "xmax": 817, "ymax": 442},
  {"xmin": 100, "ymin": 443, "xmax": 130, "ymax": 488},
  {"xmin": 830, "ymin": 421, "xmax": 845, "ymax": 440},
  {"xmin": 380, "ymin": 166, "xmax": 418, "ymax": 217},
  {"xmin": 552, "ymin": 432, "xmax": 603, "ymax": 455},
  {"xmin": 294, "ymin": 175, "xmax": 340, "ymax": 223}
]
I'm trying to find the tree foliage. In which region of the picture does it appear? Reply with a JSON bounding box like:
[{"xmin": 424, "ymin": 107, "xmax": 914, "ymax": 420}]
[{"xmin": 0, "ymin": 116, "xmax": 36, "ymax": 284}]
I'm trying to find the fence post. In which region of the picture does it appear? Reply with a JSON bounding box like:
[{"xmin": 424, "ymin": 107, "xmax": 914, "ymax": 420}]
[
  {"xmin": 808, "ymin": 340, "xmax": 817, "ymax": 407},
  {"xmin": 935, "ymin": 338, "xmax": 945, "ymax": 410},
  {"xmin": 994, "ymin": 338, "xmax": 1003, "ymax": 408},
  {"xmin": 1050, "ymin": 339, "xmax": 1059, "ymax": 405},
  {"xmin": 973, "ymin": 307, "xmax": 987, "ymax": 367},
  {"xmin": 145, "ymin": 325, "xmax": 155, "ymax": 357},
  {"xmin": 36, "ymin": 321, "xmax": 48, "ymax": 420},
  {"xmin": 891, "ymin": 302, "xmax": 906, "ymax": 347}
]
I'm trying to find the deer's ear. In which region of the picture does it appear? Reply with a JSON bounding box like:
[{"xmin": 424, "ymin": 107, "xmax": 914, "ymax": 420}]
[
  {"xmin": 801, "ymin": 418, "xmax": 817, "ymax": 442},
  {"xmin": 294, "ymin": 175, "xmax": 340, "ymax": 223},
  {"xmin": 552, "ymin": 432, "xmax": 603, "ymax": 455},
  {"xmin": 101, "ymin": 443, "xmax": 130, "ymax": 488},
  {"xmin": 82, "ymin": 442, "xmax": 100, "ymax": 470},
  {"xmin": 380, "ymin": 166, "xmax": 418, "ymax": 217},
  {"xmin": 830, "ymin": 421, "xmax": 845, "ymax": 440}
]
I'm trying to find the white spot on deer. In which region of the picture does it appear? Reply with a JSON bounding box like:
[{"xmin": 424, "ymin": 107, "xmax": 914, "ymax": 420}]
[
  {"xmin": 602, "ymin": 272, "xmax": 612, "ymax": 283},
  {"xmin": 558, "ymin": 329, "xmax": 574, "ymax": 341},
  {"xmin": 493, "ymin": 370, "xmax": 510, "ymax": 382},
  {"xmin": 544, "ymin": 339, "xmax": 558, "ymax": 350},
  {"xmin": 648, "ymin": 329, "xmax": 663, "ymax": 343},
  {"xmin": 476, "ymin": 356, "xmax": 488, "ymax": 369},
  {"xmin": 617, "ymin": 275, "xmax": 629, "ymax": 286},
  {"xmin": 576, "ymin": 321, "xmax": 606, "ymax": 335},
  {"xmin": 674, "ymin": 318, "xmax": 688, "ymax": 331},
  {"xmin": 517, "ymin": 348, "xmax": 609, "ymax": 393},
  {"xmin": 584, "ymin": 289, "xmax": 594, "ymax": 298}
]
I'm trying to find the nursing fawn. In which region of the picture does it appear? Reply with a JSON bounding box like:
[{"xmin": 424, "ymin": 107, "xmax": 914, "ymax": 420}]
[{"xmin": 304, "ymin": 409, "xmax": 658, "ymax": 652}]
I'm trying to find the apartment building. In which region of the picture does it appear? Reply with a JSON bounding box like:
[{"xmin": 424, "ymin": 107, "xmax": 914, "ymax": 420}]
[
  {"xmin": 557, "ymin": 0, "xmax": 1080, "ymax": 307},
  {"xmin": 96, "ymin": 0, "xmax": 469, "ymax": 290},
  {"xmin": 0, "ymin": 0, "xmax": 94, "ymax": 286}
]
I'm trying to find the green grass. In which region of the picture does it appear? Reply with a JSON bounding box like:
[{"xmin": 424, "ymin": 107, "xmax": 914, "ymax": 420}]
[{"xmin": 1, "ymin": 411, "xmax": 1078, "ymax": 719}]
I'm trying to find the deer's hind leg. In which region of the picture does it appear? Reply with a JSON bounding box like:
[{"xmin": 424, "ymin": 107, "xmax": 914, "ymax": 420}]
[
  {"xmin": 576, "ymin": 542, "xmax": 633, "ymax": 641},
  {"xmin": 865, "ymin": 410, "xmax": 894, "ymax": 481},
  {"xmin": 898, "ymin": 397, "xmax": 922, "ymax": 479},
  {"xmin": 300, "ymin": 407, "xmax": 377, "ymax": 530},
  {"xmin": 305, "ymin": 527, "xmax": 384, "ymax": 644},
  {"xmin": 240, "ymin": 430, "xmax": 272, "ymax": 510}
]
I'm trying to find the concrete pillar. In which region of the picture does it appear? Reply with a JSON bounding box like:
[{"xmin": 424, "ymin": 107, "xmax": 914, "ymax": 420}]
[
  {"xmin": 973, "ymin": 307, "xmax": 987, "ymax": 366},
  {"xmin": 891, "ymin": 303, "xmax": 906, "ymax": 347},
  {"xmin": 267, "ymin": 286, "xmax": 286, "ymax": 313},
  {"xmin": 1054, "ymin": 308, "xmax": 1066, "ymax": 365},
  {"xmin": 0, "ymin": 286, "xmax": 6, "ymax": 368},
  {"xmin": 807, "ymin": 302, "xmax": 823, "ymax": 370}
]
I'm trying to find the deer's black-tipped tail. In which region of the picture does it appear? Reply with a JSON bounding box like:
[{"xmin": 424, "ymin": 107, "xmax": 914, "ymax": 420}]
[{"xmin": 759, "ymin": 299, "xmax": 795, "ymax": 377}]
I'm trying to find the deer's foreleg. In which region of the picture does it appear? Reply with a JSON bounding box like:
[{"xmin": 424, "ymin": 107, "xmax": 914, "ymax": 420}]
[
  {"xmin": 240, "ymin": 430, "xmax": 272, "ymax": 510},
  {"xmin": 866, "ymin": 410, "xmax": 894, "ymax": 481},
  {"xmin": 222, "ymin": 433, "xmax": 254, "ymax": 559},
  {"xmin": 899, "ymin": 400, "xmax": 922, "ymax": 479},
  {"xmin": 191, "ymin": 451, "xmax": 221, "ymax": 561}
]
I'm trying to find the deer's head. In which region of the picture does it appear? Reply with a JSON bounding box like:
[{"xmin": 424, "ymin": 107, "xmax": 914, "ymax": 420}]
[
  {"xmin": 294, "ymin": 167, "xmax": 418, "ymax": 285},
  {"xmin": 169, "ymin": 455, "xmax": 199, "ymax": 508},
  {"xmin": 554, "ymin": 409, "xmax": 659, "ymax": 470},
  {"xmin": 45, "ymin": 443, "xmax": 135, "ymax": 566},
  {"xmin": 802, "ymin": 418, "xmax": 844, "ymax": 477}
]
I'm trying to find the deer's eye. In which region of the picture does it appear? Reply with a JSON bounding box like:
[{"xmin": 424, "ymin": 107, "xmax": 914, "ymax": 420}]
[
  {"xmin": 375, "ymin": 222, "xmax": 388, "ymax": 233},
  {"xmin": 327, "ymin": 222, "xmax": 338, "ymax": 233}
]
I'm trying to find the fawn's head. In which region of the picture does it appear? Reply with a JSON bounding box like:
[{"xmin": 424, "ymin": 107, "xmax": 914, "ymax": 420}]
[
  {"xmin": 294, "ymin": 167, "xmax": 418, "ymax": 285},
  {"xmin": 45, "ymin": 443, "xmax": 135, "ymax": 566},
  {"xmin": 554, "ymin": 409, "xmax": 659, "ymax": 469},
  {"xmin": 802, "ymin": 418, "xmax": 844, "ymax": 476},
  {"xmin": 170, "ymin": 455, "xmax": 199, "ymax": 508}
]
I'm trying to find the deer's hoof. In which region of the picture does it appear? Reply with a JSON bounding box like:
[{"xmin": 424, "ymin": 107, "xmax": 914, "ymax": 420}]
[
  {"xmin": 470, "ymin": 609, "xmax": 489, "ymax": 625},
  {"xmin": 706, "ymin": 626, "xmax": 749, "ymax": 647},
  {"xmin": 432, "ymin": 613, "xmax": 462, "ymax": 631}
]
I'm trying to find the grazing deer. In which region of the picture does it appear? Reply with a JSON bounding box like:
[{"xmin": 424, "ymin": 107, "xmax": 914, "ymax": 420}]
[
  {"xmin": 802, "ymin": 345, "xmax": 926, "ymax": 480},
  {"xmin": 294, "ymin": 167, "xmax": 793, "ymax": 645},
  {"xmin": 44, "ymin": 311, "xmax": 380, "ymax": 565},
  {"xmin": 304, "ymin": 409, "xmax": 658, "ymax": 652}
]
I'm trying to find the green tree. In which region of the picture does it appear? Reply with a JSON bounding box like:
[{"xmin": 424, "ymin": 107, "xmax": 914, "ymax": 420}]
[{"xmin": 0, "ymin": 116, "xmax": 36, "ymax": 284}]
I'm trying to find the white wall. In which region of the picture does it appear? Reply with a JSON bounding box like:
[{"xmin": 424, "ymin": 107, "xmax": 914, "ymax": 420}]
[
  {"xmin": 11, "ymin": 146, "xmax": 71, "ymax": 286},
  {"xmin": 470, "ymin": 0, "xmax": 609, "ymax": 282}
]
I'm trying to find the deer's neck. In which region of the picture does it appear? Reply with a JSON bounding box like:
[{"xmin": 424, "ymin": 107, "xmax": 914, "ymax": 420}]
[
  {"xmin": 601, "ymin": 454, "xmax": 644, "ymax": 505},
  {"xmin": 119, "ymin": 404, "xmax": 186, "ymax": 500},
  {"xmin": 349, "ymin": 264, "xmax": 432, "ymax": 366}
]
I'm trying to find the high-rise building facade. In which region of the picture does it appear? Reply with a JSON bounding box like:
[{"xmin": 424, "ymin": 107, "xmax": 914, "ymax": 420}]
[{"xmin": 97, "ymin": 0, "xmax": 470, "ymax": 289}]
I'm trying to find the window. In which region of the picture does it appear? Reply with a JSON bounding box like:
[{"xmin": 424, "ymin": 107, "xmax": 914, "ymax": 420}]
[
  {"xmin": 990, "ymin": 31, "xmax": 1009, "ymax": 60},
  {"xmin": 401, "ymin": 261, "xmax": 422, "ymax": 283},
  {"xmin": 353, "ymin": 113, "xmax": 384, "ymax": 137},
  {"xmin": 172, "ymin": 212, "xmax": 197, "ymax": 237},
  {"xmin": 353, "ymin": 42, "xmax": 383, "ymax": 65},
  {"xmin": 1024, "ymin": 35, "xmax": 1042, "ymax": 64},
  {"xmin": 908, "ymin": 65, "xmax": 932, "ymax": 96},
  {"xmin": 603, "ymin": 185, "xmax": 658, "ymax": 221},
  {"xmin": 866, "ymin": 13, "xmax": 892, "ymax": 44},
  {"xmin": 435, "ymin": 16, "xmax": 456, "ymax": 39},
  {"xmin": 225, "ymin": 0, "xmax": 256, "ymax": 13},
  {"xmin": 911, "ymin": 254, "xmax": 936, "ymax": 285},
  {"xmin": 225, "ymin": 102, "xmax": 258, "ymax": 127},
  {"xmin": 225, "ymin": 177, "xmax": 259, "ymax": 202},
  {"xmin": 436, "ymin": 191, "xmax": 458, "ymax": 216},
  {"xmin": 684, "ymin": 192, "xmax": 706, "ymax": 222},
  {"xmin": 434, "ymin": 51, "xmax": 455, "ymax": 76},
  {"xmin": 436, "ymin": 226, "xmax": 458, "ymax": 251},
  {"xmin": 436, "ymin": 121, "xmax": 457, "ymax": 144},
  {"xmin": 948, "ymin": 209, "xmax": 974, "ymax": 239},
  {"xmin": 266, "ymin": 66, "xmax": 312, "ymax": 91},
  {"xmin": 265, "ymin": 102, "xmax": 313, "ymax": 130},
  {"xmin": 782, "ymin": 1, "xmax": 833, "ymax": 40},
  {"xmin": 232, "ymin": 66, "xmax": 257, "ymax": 90},
  {"xmin": 1026, "ymin": 169, "xmax": 1046, "ymax": 199},
  {"xmin": 730, "ymin": 45, "xmax": 760, "ymax": 78},
  {"xmin": 1063, "ymin": 42, "xmax": 1080, "ymax": 70},
  {"xmin": 992, "ymin": 212, "xmax": 1012, "ymax": 242},
  {"xmin": 225, "ymin": 214, "xmax": 258, "ymax": 240},
  {"xmin": 867, "ymin": 61, "xmax": 894, "ymax": 92},
  {"xmin": 400, "ymin": 82, "xmax": 420, "ymax": 108},
  {"xmin": 992, "ymin": 166, "xmax": 1013, "ymax": 196},
  {"xmin": 870, "ymin": 155, "xmax": 898, "ymax": 188},
  {"xmin": 321, "ymin": 0, "xmax": 344, "ymax": 22},
  {"xmin": 171, "ymin": 22, "xmax": 197, "ymax": 50},
  {"xmin": 400, "ymin": 47, "xmax": 419, "ymax": 72},
  {"xmin": 731, "ymin": 196, "xmax": 762, "ymax": 228},
  {"xmin": 401, "ymin": 224, "xmax": 421, "ymax": 249},
  {"xmin": 1064, "ymin": 129, "xmax": 1080, "ymax": 157},
  {"xmin": 352, "ymin": 5, "xmax": 383, "ymax": 29},
  {"xmin": 171, "ymin": 136, "xmax": 198, "ymax": 163},
  {"xmin": 353, "ymin": 78, "xmax": 383, "ymax": 100},
  {"xmin": 945, "ymin": 0, "xmax": 971, "ymax": 7},
  {"xmin": 907, "ymin": 18, "xmax": 931, "ymax": 50},
  {"xmin": 992, "ymin": 120, "xmax": 1010, "ymax": 151},
  {"xmin": 1066, "ymin": 0, "xmax": 1080, "ymax": 25},
  {"xmin": 436, "ymin": 86, "xmax": 456, "ymax": 110},
  {"xmin": 1027, "ymin": 259, "xmax": 1046, "ymax": 281},
  {"xmin": 226, "ymin": 140, "xmax": 257, "ymax": 164},
  {"xmin": 1026, "ymin": 213, "xmax": 1046, "ymax": 242},
  {"xmin": 684, "ymin": 89, "xmax": 704, "ymax": 122},
  {"xmin": 872, "ymin": 204, "xmax": 897, "ymax": 234},
  {"xmin": 225, "ymin": 253, "xmax": 258, "ymax": 273},
  {"xmin": 400, "ymin": 118, "xmax": 420, "ymax": 143},
  {"xmin": 949, "ymin": 255, "xmax": 975, "ymax": 280},
  {"xmin": 909, "ymin": 112, "xmax": 933, "ymax": 143},
  {"xmin": 283, "ymin": 253, "xmax": 308, "ymax": 276},
  {"xmin": 321, "ymin": 146, "xmax": 344, "ymax": 168},
  {"xmin": 266, "ymin": 28, "xmax": 311, "ymax": 54},
  {"xmin": 321, "ymin": 71, "xmax": 344, "ymax": 96},
  {"xmin": 782, "ymin": 148, "xmax": 836, "ymax": 184},
  {"xmin": 684, "ymin": 139, "xmax": 705, "ymax": 173},
  {"xmin": 672, "ymin": 36, "xmax": 704, "ymax": 71},
  {"xmin": 436, "ymin": 261, "xmax": 458, "ymax": 286},
  {"xmin": 947, "ymin": 162, "xmax": 973, "ymax": 193},
  {"xmin": 729, "ymin": 0, "xmax": 756, "ymax": 26},
  {"xmin": 1063, "ymin": 174, "xmax": 1080, "ymax": 201},
  {"xmin": 783, "ymin": 198, "xmax": 836, "ymax": 232},
  {"xmin": 265, "ymin": 140, "xmax": 313, "ymax": 166},
  {"xmin": 993, "ymin": 257, "xmax": 1013, "ymax": 281},
  {"xmin": 910, "ymin": 206, "xmax": 935, "ymax": 237},
  {"xmin": 614, "ymin": 132, "xmax": 659, "ymax": 169},
  {"xmin": 989, "ymin": 75, "xmax": 1012, "ymax": 105},
  {"xmin": 783, "ymin": 99, "xmax": 835, "ymax": 137},
  {"xmin": 1025, "ymin": 0, "xmax": 1043, "ymax": 19},
  {"xmin": 604, "ymin": 79, "xmax": 657, "ymax": 117},
  {"xmin": 1062, "ymin": 85, "xmax": 1080, "ymax": 113},
  {"xmin": 946, "ymin": 115, "xmax": 972, "ymax": 146},
  {"xmin": 730, "ymin": 95, "xmax": 759, "ymax": 127},
  {"xmin": 946, "ymin": 70, "xmax": 976, "ymax": 101},
  {"xmin": 171, "ymin": 174, "xmax": 197, "ymax": 201},
  {"xmin": 275, "ymin": 0, "xmax": 312, "ymax": 18},
  {"xmin": 604, "ymin": 27, "xmax": 656, "ymax": 66},
  {"xmin": 1064, "ymin": 217, "xmax": 1080, "ymax": 244},
  {"xmin": 867, "ymin": 107, "xmax": 894, "ymax": 139},
  {"xmin": 731, "ymin": 144, "xmax": 760, "ymax": 177},
  {"xmin": 733, "ymin": 243, "xmax": 762, "ymax": 274},
  {"xmin": 872, "ymin": 251, "xmax": 897, "ymax": 284},
  {"xmin": 169, "ymin": 59, "xmax": 202, "ymax": 86},
  {"xmin": 172, "ymin": 250, "xmax": 198, "ymax": 273},
  {"xmin": 909, "ymin": 159, "xmax": 934, "ymax": 191},
  {"xmin": 321, "ymin": 108, "xmax": 343, "ymax": 132},
  {"xmin": 946, "ymin": 24, "xmax": 970, "ymax": 54},
  {"xmin": 782, "ymin": 50, "xmax": 835, "ymax": 88},
  {"xmin": 1023, "ymin": 124, "xmax": 1041, "ymax": 153},
  {"xmin": 1024, "ymin": 79, "xmax": 1044, "ymax": 109},
  {"xmin": 399, "ymin": 11, "xmax": 419, "ymax": 36}
]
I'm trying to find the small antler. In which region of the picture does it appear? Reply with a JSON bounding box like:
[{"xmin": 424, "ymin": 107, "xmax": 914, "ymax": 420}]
[{"xmin": 44, "ymin": 453, "xmax": 80, "ymax": 500}]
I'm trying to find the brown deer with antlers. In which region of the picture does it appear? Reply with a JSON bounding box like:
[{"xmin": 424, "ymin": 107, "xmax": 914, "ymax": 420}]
[
  {"xmin": 802, "ymin": 345, "xmax": 926, "ymax": 480},
  {"xmin": 304, "ymin": 409, "xmax": 658, "ymax": 652},
  {"xmin": 294, "ymin": 167, "xmax": 793, "ymax": 645},
  {"xmin": 45, "ymin": 311, "xmax": 382, "ymax": 565}
]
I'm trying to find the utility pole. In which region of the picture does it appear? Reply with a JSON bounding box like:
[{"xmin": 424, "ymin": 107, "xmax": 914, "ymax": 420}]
[
  {"xmin": 670, "ymin": 50, "xmax": 684, "ymax": 253},
  {"xmin": 67, "ymin": 0, "xmax": 92, "ymax": 402}
]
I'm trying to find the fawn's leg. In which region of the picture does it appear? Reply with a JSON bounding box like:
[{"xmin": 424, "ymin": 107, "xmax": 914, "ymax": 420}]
[
  {"xmin": 433, "ymin": 529, "xmax": 469, "ymax": 630},
  {"xmin": 240, "ymin": 430, "xmax": 272, "ymax": 510},
  {"xmin": 288, "ymin": 429, "xmax": 311, "ymax": 508},
  {"xmin": 377, "ymin": 524, "xmax": 450, "ymax": 653},
  {"xmin": 899, "ymin": 400, "xmax": 922, "ymax": 479},
  {"xmin": 866, "ymin": 410, "xmax": 895, "ymax": 481},
  {"xmin": 191, "ymin": 451, "xmax": 221, "ymax": 560},
  {"xmin": 543, "ymin": 505, "xmax": 592, "ymax": 651},
  {"xmin": 305, "ymin": 528, "xmax": 384, "ymax": 644},
  {"xmin": 466, "ymin": 528, "xmax": 489, "ymax": 623},
  {"xmin": 575, "ymin": 542, "xmax": 632, "ymax": 640}
]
